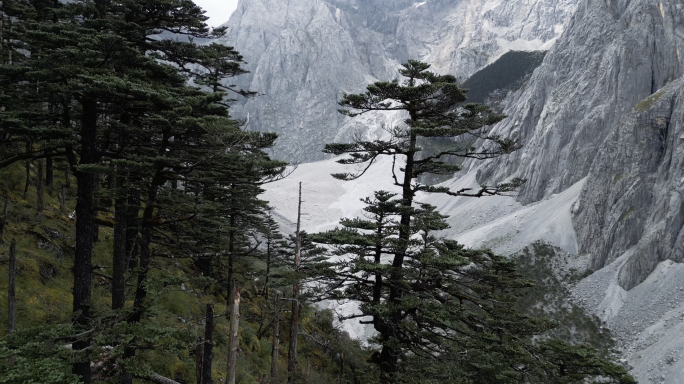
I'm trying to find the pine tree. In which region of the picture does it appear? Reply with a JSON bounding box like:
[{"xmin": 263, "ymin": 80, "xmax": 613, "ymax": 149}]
[
  {"xmin": 0, "ymin": 1, "xmax": 285, "ymax": 382},
  {"xmin": 318, "ymin": 60, "xmax": 633, "ymax": 383},
  {"xmin": 322, "ymin": 60, "xmax": 517, "ymax": 380}
]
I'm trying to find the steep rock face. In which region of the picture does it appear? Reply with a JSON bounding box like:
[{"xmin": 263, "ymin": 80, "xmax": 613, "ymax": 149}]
[
  {"xmin": 477, "ymin": 0, "xmax": 682, "ymax": 201},
  {"xmin": 578, "ymin": 79, "xmax": 684, "ymax": 290},
  {"xmin": 217, "ymin": 0, "xmax": 577, "ymax": 162},
  {"xmin": 474, "ymin": 0, "xmax": 684, "ymax": 287}
]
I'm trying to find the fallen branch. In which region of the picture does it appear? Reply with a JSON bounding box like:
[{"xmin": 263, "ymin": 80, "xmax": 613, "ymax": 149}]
[{"xmin": 147, "ymin": 373, "xmax": 181, "ymax": 384}]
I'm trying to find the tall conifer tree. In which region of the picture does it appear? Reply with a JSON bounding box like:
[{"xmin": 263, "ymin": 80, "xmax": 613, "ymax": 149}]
[{"xmin": 318, "ymin": 61, "xmax": 633, "ymax": 383}]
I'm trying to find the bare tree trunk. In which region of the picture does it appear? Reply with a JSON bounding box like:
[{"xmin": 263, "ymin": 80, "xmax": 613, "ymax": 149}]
[
  {"xmin": 72, "ymin": 99, "xmax": 98, "ymax": 384},
  {"xmin": 195, "ymin": 337, "xmax": 204, "ymax": 384},
  {"xmin": 36, "ymin": 158, "xmax": 44, "ymax": 213},
  {"xmin": 23, "ymin": 159, "xmax": 30, "ymax": 199},
  {"xmin": 226, "ymin": 286, "xmax": 241, "ymax": 384},
  {"xmin": 45, "ymin": 153, "xmax": 53, "ymax": 187},
  {"xmin": 121, "ymin": 171, "xmax": 164, "ymax": 384},
  {"xmin": 64, "ymin": 165, "xmax": 70, "ymax": 189},
  {"xmin": 227, "ymin": 210, "xmax": 236, "ymax": 299},
  {"xmin": 287, "ymin": 183, "xmax": 303, "ymax": 384},
  {"xmin": 59, "ymin": 184, "xmax": 65, "ymax": 212},
  {"xmin": 271, "ymin": 291, "xmax": 282, "ymax": 380},
  {"xmin": 288, "ymin": 300, "xmax": 301, "ymax": 384},
  {"xmin": 8, "ymin": 238, "xmax": 16, "ymax": 366},
  {"xmin": 125, "ymin": 187, "xmax": 140, "ymax": 271},
  {"xmin": 201, "ymin": 304, "xmax": 214, "ymax": 384},
  {"xmin": 112, "ymin": 178, "xmax": 127, "ymax": 310},
  {"xmin": 92, "ymin": 175, "xmax": 100, "ymax": 242},
  {"xmin": 264, "ymin": 237, "xmax": 271, "ymax": 298},
  {"xmin": 8, "ymin": 238, "xmax": 16, "ymax": 334},
  {"xmin": 0, "ymin": 195, "xmax": 9, "ymax": 240}
]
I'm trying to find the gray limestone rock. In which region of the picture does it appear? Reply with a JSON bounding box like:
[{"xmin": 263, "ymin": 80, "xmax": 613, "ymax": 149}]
[
  {"xmin": 215, "ymin": 0, "xmax": 577, "ymax": 162},
  {"xmin": 578, "ymin": 79, "xmax": 684, "ymax": 290},
  {"xmin": 473, "ymin": 0, "xmax": 684, "ymax": 289}
]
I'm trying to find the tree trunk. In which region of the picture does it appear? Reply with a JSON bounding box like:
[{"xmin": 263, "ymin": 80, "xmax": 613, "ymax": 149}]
[
  {"xmin": 72, "ymin": 98, "xmax": 98, "ymax": 384},
  {"xmin": 8, "ymin": 238, "xmax": 16, "ymax": 366},
  {"xmin": 227, "ymin": 210, "xmax": 236, "ymax": 302},
  {"xmin": 271, "ymin": 291, "xmax": 282, "ymax": 380},
  {"xmin": 0, "ymin": 195, "xmax": 9, "ymax": 240},
  {"xmin": 287, "ymin": 183, "xmax": 303, "ymax": 384},
  {"xmin": 122, "ymin": 172, "xmax": 163, "ymax": 384},
  {"xmin": 112, "ymin": 177, "xmax": 127, "ymax": 310},
  {"xmin": 36, "ymin": 158, "xmax": 44, "ymax": 213},
  {"xmin": 288, "ymin": 299, "xmax": 301, "ymax": 384},
  {"xmin": 65, "ymin": 165, "xmax": 70, "ymax": 189},
  {"xmin": 45, "ymin": 153, "xmax": 53, "ymax": 187},
  {"xmin": 201, "ymin": 304, "xmax": 214, "ymax": 384},
  {"xmin": 59, "ymin": 184, "xmax": 66, "ymax": 212},
  {"xmin": 264, "ymin": 237, "xmax": 271, "ymax": 298},
  {"xmin": 129, "ymin": 174, "xmax": 161, "ymax": 322},
  {"xmin": 92, "ymin": 175, "xmax": 100, "ymax": 242},
  {"xmin": 195, "ymin": 337, "xmax": 204, "ymax": 384},
  {"xmin": 379, "ymin": 124, "xmax": 419, "ymax": 382},
  {"xmin": 226, "ymin": 286, "xmax": 241, "ymax": 384},
  {"xmin": 23, "ymin": 159, "xmax": 30, "ymax": 199},
  {"xmin": 125, "ymin": 187, "xmax": 140, "ymax": 271},
  {"xmin": 8, "ymin": 238, "xmax": 16, "ymax": 334}
]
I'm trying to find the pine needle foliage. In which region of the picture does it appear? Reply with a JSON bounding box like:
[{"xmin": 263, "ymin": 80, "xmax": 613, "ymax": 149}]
[{"xmin": 316, "ymin": 61, "xmax": 634, "ymax": 383}]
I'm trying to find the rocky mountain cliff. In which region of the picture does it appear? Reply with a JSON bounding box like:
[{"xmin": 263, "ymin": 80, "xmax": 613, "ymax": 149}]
[
  {"xmin": 466, "ymin": 0, "xmax": 684, "ymax": 382},
  {"xmin": 473, "ymin": 0, "xmax": 684, "ymax": 290},
  {"xmin": 216, "ymin": 0, "xmax": 577, "ymax": 161},
  {"xmin": 220, "ymin": 0, "xmax": 684, "ymax": 382}
]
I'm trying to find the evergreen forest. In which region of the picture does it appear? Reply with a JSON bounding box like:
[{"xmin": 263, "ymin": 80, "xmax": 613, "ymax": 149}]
[{"xmin": 0, "ymin": 1, "xmax": 636, "ymax": 384}]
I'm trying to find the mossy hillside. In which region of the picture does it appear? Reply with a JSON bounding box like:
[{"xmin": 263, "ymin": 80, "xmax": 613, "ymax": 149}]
[
  {"xmin": 0, "ymin": 164, "xmax": 374, "ymax": 383},
  {"xmin": 0, "ymin": 164, "xmax": 78, "ymax": 333}
]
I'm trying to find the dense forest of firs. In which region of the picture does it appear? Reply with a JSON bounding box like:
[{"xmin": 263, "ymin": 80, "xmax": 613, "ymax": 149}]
[{"xmin": 0, "ymin": 1, "xmax": 635, "ymax": 384}]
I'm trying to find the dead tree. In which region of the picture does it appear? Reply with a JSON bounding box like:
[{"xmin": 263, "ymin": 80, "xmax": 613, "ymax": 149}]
[
  {"xmin": 287, "ymin": 183, "xmax": 303, "ymax": 384},
  {"xmin": 226, "ymin": 286, "xmax": 241, "ymax": 384},
  {"xmin": 271, "ymin": 291, "xmax": 282, "ymax": 379}
]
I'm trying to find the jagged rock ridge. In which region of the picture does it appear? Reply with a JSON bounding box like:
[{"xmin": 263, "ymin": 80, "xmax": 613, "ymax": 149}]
[{"xmin": 216, "ymin": 0, "xmax": 577, "ymax": 162}]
